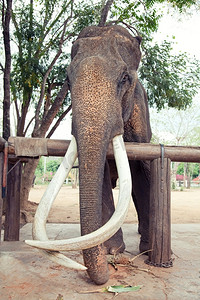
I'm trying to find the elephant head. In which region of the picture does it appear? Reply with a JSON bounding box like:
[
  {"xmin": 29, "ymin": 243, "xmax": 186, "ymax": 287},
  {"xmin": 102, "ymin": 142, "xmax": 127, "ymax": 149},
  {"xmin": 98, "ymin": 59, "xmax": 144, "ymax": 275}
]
[{"xmin": 26, "ymin": 25, "xmax": 144, "ymax": 285}]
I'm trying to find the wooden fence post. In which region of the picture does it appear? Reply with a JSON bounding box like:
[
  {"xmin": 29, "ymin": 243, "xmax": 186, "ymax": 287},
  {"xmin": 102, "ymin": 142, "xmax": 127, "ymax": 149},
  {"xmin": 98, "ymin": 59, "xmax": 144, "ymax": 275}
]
[
  {"xmin": 0, "ymin": 152, "xmax": 3, "ymax": 242},
  {"xmin": 4, "ymin": 160, "xmax": 22, "ymax": 241},
  {"xmin": 146, "ymin": 156, "xmax": 172, "ymax": 267}
]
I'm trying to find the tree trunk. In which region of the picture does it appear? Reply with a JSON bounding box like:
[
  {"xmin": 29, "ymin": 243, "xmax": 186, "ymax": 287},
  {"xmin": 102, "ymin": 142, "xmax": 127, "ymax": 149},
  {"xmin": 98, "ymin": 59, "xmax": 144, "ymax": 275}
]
[
  {"xmin": 2, "ymin": 0, "xmax": 12, "ymax": 140},
  {"xmin": 171, "ymin": 161, "xmax": 179, "ymax": 189},
  {"xmin": 20, "ymin": 158, "xmax": 39, "ymax": 210},
  {"xmin": 98, "ymin": 0, "xmax": 114, "ymax": 26}
]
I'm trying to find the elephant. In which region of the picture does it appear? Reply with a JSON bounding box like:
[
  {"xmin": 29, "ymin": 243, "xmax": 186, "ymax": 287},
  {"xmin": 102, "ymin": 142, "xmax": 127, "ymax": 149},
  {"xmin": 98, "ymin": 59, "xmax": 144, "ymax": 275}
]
[{"xmin": 26, "ymin": 25, "xmax": 152, "ymax": 285}]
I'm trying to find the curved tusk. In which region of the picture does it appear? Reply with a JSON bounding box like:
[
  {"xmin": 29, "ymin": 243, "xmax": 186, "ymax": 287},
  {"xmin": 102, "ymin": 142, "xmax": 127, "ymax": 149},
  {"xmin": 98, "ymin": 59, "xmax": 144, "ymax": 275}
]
[
  {"xmin": 32, "ymin": 136, "xmax": 78, "ymax": 242},
  {"xmin": 25, "ymin": 136, "xmax": 86, "ymax": 270},
  {"xmin": 25, "ymin": 134, "xmax": 132, "ymax": 252},
  {"xmin": 42, "ymin": 251, "xmax": 87, "ymax": 270}
]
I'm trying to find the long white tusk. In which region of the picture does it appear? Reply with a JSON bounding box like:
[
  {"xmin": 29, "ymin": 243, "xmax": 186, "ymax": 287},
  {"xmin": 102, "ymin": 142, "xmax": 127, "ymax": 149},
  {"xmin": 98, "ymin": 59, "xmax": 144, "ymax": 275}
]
[
  {"xmin": 26, "ymin": 134, "xmax": 132, "ymax": 252},
  {"xmin": 32, "ymin": 136, "xmax": 78, "ymax": 242},
  {"xmin": 25, "ymin": 136, "xmax": 86, "ymax": 270}
]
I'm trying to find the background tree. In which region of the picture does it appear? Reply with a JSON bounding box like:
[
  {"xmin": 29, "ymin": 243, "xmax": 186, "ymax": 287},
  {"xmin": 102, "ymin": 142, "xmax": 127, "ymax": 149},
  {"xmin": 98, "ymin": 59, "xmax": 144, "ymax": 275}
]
[
  {"xmin": 150, "ymin": 103, "xmax": 200, "ymax": 188},
  {"xmin": 2, "ymin": 0, "xmax": 12, "ymax": 140},
  {"xmin": 140, "ymin": 41, "xmax": 200, "ymax": 110}
]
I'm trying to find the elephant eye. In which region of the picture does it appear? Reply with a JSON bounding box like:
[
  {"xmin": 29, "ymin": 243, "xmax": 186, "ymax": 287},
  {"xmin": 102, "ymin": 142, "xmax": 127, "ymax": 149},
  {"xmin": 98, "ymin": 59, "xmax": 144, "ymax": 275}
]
[
  {"xmin": 121, "ymin": 73, "xmax": 129, "ymax": 84},
  {"xmin": 117, "ymin": 72, "xmax": 131, "ymax": 94}
]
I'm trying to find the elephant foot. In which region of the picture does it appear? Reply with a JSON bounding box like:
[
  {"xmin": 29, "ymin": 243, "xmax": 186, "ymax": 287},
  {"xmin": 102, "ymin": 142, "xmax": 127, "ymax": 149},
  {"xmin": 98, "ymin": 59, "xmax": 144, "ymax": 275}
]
[
  {"xmin": 104, "ymin": 239, "xmax": 125, "ymax": 255},
  {"xmin": 104, "ymin": 229, "xmax": 125, "ymax": 255},
  {"xmin": 139, "ymin": 238, "xmax": 150, "ymax": 255}
]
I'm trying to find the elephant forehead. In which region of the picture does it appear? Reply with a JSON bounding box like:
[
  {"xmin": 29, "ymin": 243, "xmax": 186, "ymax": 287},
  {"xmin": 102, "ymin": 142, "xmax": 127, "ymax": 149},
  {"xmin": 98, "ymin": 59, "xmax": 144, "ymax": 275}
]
[
  {"xmin": 71, "ymin": 33, "xmax": 141, "ymax": 71},
  {"xmin": 71, "ymin": 36, "xmax": 122, "ymax": 63}
]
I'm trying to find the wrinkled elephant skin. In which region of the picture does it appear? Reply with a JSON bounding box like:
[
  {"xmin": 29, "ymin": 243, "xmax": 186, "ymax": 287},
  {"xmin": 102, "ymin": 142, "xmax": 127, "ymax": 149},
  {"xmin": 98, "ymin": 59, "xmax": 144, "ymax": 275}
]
[{"xmin": 67, "ymin": 25, "xmax": 152, "ymax": 285}]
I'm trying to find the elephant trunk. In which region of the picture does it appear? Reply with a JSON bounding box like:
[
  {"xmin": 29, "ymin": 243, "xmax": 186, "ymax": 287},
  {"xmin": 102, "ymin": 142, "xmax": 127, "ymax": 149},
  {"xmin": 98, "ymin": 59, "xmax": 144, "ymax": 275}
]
[
  {"xmin": 71, "ymin": 56, "xmax": 122, "ymax": 284},
  {"xmin": 76, "ymin": 126, "xmax": 111, "ymax": 284}
]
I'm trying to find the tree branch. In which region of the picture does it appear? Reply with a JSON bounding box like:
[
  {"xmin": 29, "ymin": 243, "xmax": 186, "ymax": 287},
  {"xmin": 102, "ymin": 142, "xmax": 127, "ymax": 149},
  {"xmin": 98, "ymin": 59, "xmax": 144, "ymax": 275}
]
[
  {"xmin": 98, "ymin": 0, "xmax": 114, "ymax": 26},
  {"xmin": 24, "ymin": 116, "xmax": 35, "ymax": 136},
  {"xmin": 46, "ymin": 104, "xmax": 72, "ymax": 138},
  {"xmin": 0, "ymin": 62, "xmax": 5, "ymax": 73},
  {"xmin": 33, "ymin": 15, "xmax": 71, "ymax": 135},
  {"xmin": 35, "ymin": 0, "xmax": 74, "ymax": 58},
  {"xmin": 121, "ymin": 21, "xmax": 140, "ymax": 36},
  {"xmin": 32, "ymin": 80, "xmax": 69, "ymax": 137}
]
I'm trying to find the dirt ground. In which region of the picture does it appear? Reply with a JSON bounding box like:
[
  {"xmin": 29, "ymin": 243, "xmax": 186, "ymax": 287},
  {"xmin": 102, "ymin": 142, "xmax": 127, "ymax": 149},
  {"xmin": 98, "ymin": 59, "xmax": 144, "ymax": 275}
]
[
  {"xmin": 29, "ymin": 185, "xmax": 200, "ymax": 224},
  {"xmin": 1, "ymin": 186, "xmax": 200, "ymax": 299}
]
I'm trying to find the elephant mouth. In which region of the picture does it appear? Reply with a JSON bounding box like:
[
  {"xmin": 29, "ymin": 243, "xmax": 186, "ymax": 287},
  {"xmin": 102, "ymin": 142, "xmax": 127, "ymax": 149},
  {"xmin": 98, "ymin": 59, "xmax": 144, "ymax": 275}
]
[{"xmin": 25, "ymin": 135, "xmax": 132, "ymax": 270}]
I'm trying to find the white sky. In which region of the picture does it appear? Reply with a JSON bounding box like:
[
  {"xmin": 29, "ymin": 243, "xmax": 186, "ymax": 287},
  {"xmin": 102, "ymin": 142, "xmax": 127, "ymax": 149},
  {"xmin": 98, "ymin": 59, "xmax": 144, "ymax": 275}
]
[{"xmin": 154, "ymin": 7, "xmax": 200, "ymax": 59}]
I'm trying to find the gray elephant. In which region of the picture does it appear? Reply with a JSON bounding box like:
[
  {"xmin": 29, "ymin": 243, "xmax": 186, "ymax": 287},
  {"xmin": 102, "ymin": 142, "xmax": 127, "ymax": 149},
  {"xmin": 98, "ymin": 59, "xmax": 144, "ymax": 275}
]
[{"xmin": 26, "ymin": 25, "xmax": 152, "ymax": 285}]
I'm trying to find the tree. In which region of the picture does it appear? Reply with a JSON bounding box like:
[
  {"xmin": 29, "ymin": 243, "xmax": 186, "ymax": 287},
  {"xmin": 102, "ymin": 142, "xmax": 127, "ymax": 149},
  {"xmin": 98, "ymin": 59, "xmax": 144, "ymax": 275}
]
[
  {"xmin": 10, "ymin": 0, "xmax": 74, "ymax": 208},
  {"xmin": 46, "ymin": 160, "xmax": 61, "ymax": 173},
  {"xmin": 140, "ymin": 41, "xmax": 200, "ymax": 110},
  {"xmin": 177, "ymin": 162, "xmax": 199, "ymax": 179},
  {"xmin": 150, "ymin": 103, "xmax": 200, "ymax": 188},
  {"xmin": 2, "ymin": 0, "xmax": 12, "ymax": 140},
  {"xmin": 150, "ymin": 104, "xmax": 200, "ymax": 146}
]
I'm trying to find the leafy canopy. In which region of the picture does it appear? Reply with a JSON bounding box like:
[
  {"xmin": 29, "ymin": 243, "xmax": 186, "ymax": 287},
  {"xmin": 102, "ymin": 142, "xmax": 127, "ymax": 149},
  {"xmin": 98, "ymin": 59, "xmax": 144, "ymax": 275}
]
[{"xmin": 140, "ymin": 41, "xmax": 200, "ymax": 109}]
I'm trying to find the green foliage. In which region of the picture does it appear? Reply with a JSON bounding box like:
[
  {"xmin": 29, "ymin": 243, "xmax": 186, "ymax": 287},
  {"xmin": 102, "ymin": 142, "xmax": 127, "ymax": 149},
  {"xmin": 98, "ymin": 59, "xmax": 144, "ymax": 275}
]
[
  {"xmin": 177, "ymin": 162, "xmax": 199, "ymax": 179},
  {"xmin": 46, "ymin": 159, "xmax": 61, "ymax": 173},
  {"xmin": 112, "ymin": 0, "xmax": 161, "ymax": 36},
  {"xmin": 72, "ymin": 1, "xmax": 102, "ymax": 34},
  {"xmin": 145, "ymin": 0, "xmax": 196, "ymax": 10},
  {"xmin": 139, "ymin": 40, "xmax": 200, "ymax": 110}
]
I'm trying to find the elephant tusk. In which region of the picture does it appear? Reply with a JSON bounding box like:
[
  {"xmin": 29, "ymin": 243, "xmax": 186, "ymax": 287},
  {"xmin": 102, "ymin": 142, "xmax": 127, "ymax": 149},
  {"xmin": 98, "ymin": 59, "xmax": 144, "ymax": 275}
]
[
  {"xmin": 25, "ymin": 136, "xmax": 86, "ymax": 270},
  {"xmin": 25, "ymin": 134, "xmax": 132, "ymax": 253},
  {"xmin": 41, "ymin": 250, "xmax": 87, "ymax": 270},
  {"xmin": 31, "ymin": 136, "xmax": 78, "ymax": 242}
]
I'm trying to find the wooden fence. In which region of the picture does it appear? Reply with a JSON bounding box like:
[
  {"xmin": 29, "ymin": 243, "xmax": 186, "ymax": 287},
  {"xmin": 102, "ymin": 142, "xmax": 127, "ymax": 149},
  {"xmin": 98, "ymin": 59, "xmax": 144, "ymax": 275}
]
[{"xmin": 1, "ymin": 136, "xmax": 200, "ymax": 268}]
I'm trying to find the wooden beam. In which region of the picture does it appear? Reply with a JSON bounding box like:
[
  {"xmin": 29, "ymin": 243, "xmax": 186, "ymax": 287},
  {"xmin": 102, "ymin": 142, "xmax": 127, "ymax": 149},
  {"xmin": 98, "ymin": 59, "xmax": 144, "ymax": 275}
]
[
  {"xmin": 8, "ymin": 137, "xmax": 200, "ymax": 162},
  {"xmin": 0, "ymin": 153, "xmax": 3, "ymax": 242},
  {"xmin": 147, "ymin": 157, "xmax": 172, "ymax": 267},
  {"xmin": 4, "ymin": 161, "xmax": 22, "ymax": 241}
]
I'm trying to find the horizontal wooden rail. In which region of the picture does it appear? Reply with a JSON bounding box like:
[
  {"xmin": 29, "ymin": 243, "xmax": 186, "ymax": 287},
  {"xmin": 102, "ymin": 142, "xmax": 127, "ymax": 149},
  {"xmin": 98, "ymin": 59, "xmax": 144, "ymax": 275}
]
[{"xmin": 8, "ymin": 136, "xmax": 200, "ymax": 162}]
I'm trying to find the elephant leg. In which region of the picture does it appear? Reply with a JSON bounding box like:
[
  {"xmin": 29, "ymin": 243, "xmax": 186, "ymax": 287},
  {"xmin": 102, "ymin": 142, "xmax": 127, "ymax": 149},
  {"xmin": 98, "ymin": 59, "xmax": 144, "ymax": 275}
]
[
  {"xmin": 130, "ymin": 160, "xmax": 150, "ymax": 254},
  {"xmin": 102, "ymin": 160, "xmax": 125, "ymax": 255}
]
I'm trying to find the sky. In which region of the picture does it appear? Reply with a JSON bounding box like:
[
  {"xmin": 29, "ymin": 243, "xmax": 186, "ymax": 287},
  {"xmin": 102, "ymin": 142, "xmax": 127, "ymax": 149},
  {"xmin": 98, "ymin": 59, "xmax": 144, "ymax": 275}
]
[
  {"xmin": 50, "ymin": 6, "xmax": 200, "ymax": 141},
  {"xmin": 154, "ymin": 7, "xmax": 200, "ymax": 60}
]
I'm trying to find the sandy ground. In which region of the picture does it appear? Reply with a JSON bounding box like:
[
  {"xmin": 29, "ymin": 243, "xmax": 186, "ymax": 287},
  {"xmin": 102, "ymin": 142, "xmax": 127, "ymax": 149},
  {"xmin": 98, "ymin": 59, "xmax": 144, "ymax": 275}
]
[
  {"xmin": 1, "ymin": 186, "xmax": 199, "ymax": 299},
  {"xmin": 28, "ymin": 185, "xmax": 200, "ymax": 224}
]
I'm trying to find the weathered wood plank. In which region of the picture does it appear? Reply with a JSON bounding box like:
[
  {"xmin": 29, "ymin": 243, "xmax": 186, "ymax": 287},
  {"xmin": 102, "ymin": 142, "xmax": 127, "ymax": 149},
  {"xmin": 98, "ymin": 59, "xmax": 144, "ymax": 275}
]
[
  {"xmin": 0, "ymin": 152, "xmax": 3, "ymax": 242},
  {"xmin": 4, "ymin": 161, "xmax": 22, "ymax": 241}
]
